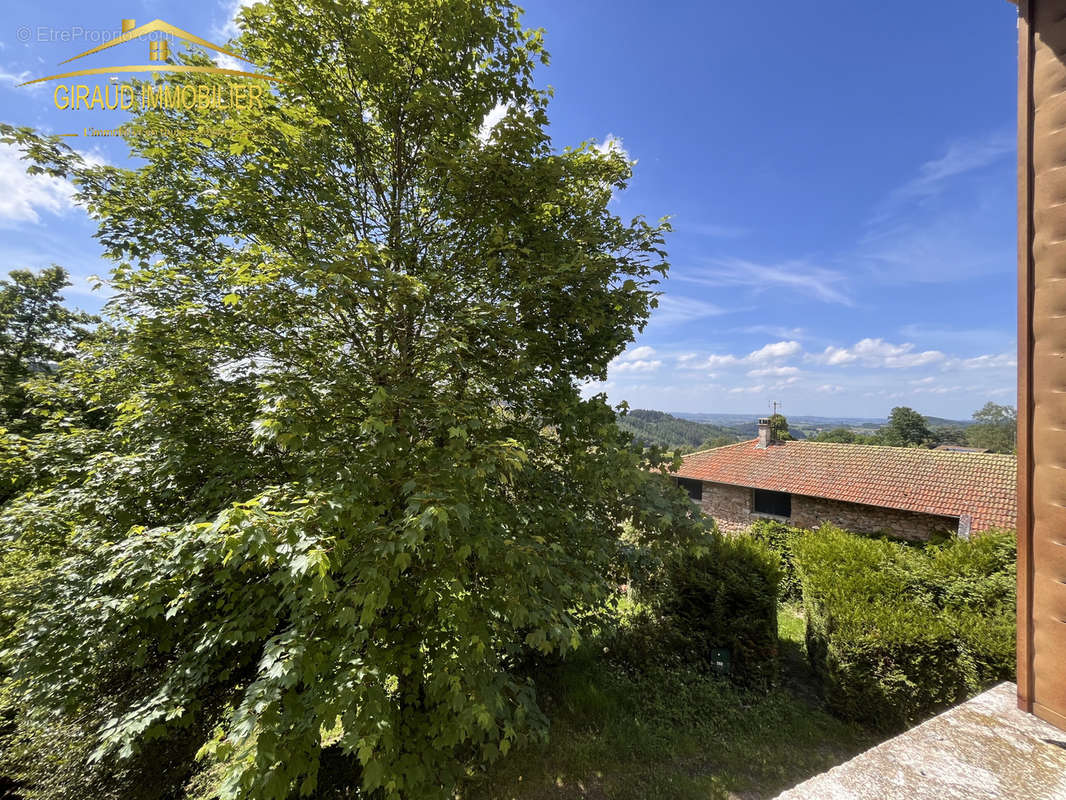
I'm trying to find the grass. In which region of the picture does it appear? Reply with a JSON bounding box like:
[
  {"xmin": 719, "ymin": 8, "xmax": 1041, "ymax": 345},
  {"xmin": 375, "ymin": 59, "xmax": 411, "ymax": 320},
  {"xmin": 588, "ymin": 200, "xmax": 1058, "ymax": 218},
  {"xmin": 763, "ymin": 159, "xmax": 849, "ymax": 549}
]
[{"xmin": 460, "ymin": 604, "xmax": 878, "ymax": 800}]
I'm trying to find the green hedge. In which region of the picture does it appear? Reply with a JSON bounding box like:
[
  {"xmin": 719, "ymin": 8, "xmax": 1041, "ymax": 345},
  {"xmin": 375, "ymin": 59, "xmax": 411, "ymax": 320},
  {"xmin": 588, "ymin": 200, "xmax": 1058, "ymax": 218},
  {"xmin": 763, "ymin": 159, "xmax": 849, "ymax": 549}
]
[
  {"xmin": 746, "ymin": 520, "xmax": 806, "ymax": 602},
  {"xmin": 792, "ymin": 526, "xmax": 1015, "ymax": 731},
  {"xmin": 658, "ymin": 533, "xmax": 780, "ymax": 690}
]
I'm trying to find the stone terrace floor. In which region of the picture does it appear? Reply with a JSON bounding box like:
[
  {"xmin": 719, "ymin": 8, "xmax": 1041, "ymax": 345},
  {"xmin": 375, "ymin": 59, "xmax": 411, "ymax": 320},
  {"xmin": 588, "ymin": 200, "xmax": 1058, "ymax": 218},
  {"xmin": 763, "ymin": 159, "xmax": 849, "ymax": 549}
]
[{"xmin": 775, "ymin": 682, "xmax": 1066, "ymax": 800}]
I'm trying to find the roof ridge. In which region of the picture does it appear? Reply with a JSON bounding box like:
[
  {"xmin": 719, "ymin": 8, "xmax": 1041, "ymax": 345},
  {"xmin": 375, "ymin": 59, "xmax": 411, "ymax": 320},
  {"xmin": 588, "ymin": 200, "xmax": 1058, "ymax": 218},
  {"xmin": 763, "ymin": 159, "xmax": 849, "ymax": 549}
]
[
  {"xmin": 681, "ymin": 438, "xmax": 757, "ymax": 458},
  {"xmin": 790, "ymin": 440, "xmax": 1014, "ymax": 460}
]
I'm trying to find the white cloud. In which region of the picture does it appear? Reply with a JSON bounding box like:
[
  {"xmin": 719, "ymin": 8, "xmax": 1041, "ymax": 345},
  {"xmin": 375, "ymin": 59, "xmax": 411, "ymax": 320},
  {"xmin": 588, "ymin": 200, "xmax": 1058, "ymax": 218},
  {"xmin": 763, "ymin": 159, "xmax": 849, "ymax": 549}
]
[
  {"xmin": 215, "ymin": 53, "xmax": 243, "ymax": 71},
  {"xmin": 613, "ymin": 359, "xmax": 662, "ymax": 373},
  {"xmin": 816, "ymin": 384, "xmax": 844, "ymax": 394},
  {"xmin": 949, "ymin": 353, "xmax": 1016, "ymax": 370},
  {"xmin": 580, "ymin": 379, "xmax": 614, "ymax": 398},
  {"xmin": 913, "ymin": 385, "xmax": 965, "ymax": 395},
  {"xmin": 898, "ymin": 323, "xmax": 1014, "ymax": 351},
  {"xmin": 680, "ymin": 340, "xmax": 800, "ymax": 371},
  {"xmin": 701, "ymin": 354, "xmax": 740, "ymax": 368},
  {"xmin": 0, "ymin": 67, "xmax": 35, "ymax": 89},
  {"xmin": 880, "ymin": 130, "xmax": 1014, "ymax": 212},
  {"xmin": 895, "ymin": 352, "xmax": 947, "ymax": 368},
  {"xmin": 679, "ymin": 340, "xmax": 801, "ymax": 372},
  {"xmin": 625, "ymin": 345, "xmax": 656, "ymax": 361},
  {"xmin": 0, "ymin": 142, "xmax": 109, "ymax": 227},
  {"xmin": 478, "ymin": 102, "xmax": 509, "ymax": 144},
  {"xmin": 814, "ymin": 338, "xmax": 945, "ymax": 369},
  {"xmin": 649, "ymin": 294, "xmax": 726, "ymax": 326},
  {"xmin": 748, "ymin": 340, "xmax": 801, "ymax": 362},
  {"xmin": 610, "ymin": 346, "xmax": 662, "ymax": 374},
  {"xmin": 726, "ymin": 376, "xmax": 797, "ymax": 394},
  {"xmin": 858, "ymin": 130, "xmax": 1014, "ymax": 285},
  {"xmin": 821, "ymin": 345, "xmax": 856, "ymax": 365},
  {"xmin": 682, "ymin": 337, "xmax": 962, "ymax": 377},
  {"xmin": 216, "ymin": 0, "xmax": 263, "ymax": 40},
  {"xmin": 680, "ymin": 258, "xmax": 853, "ymax": 306},
  {"xmin": 0, "ymin": 142, "xmax": 75, "ymax": 224},
  {"xmin": 858, "ymin": 208, "xmax": 1009, "ymax": 284},
  {"xmin": 747, "ymin": 365, "xmax": 800, "ymax": 377},
  {"xmin": 595, "ymin": 133, "xmax": 629, "ymax": 160}
]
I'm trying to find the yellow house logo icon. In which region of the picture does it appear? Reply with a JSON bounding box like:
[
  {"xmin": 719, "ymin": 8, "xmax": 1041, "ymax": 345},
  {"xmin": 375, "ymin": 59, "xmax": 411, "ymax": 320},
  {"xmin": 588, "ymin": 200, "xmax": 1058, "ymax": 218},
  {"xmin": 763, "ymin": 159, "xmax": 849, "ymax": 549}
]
[{"xmin": 20, "ymin": 18, "xmax": 282, "ymax": 85}]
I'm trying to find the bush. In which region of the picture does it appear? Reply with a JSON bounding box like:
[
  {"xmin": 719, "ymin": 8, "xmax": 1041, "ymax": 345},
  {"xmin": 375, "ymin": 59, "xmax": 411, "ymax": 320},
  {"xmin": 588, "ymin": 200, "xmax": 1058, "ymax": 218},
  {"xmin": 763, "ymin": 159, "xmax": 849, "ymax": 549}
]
[
  {"xmin": 924, "ymin": 531, "xmax": 1017, "ymax": 685},
  {"xmin": 793, "ymin": 526, "xmax": 1015, "ymax": 731},
  {"xmin": 746, "ymin": 520, "xmax": 806, "ymax": 602},
  {"xmin": 656, "ymin": 534, "xmax": 780, "ymax": 689}
]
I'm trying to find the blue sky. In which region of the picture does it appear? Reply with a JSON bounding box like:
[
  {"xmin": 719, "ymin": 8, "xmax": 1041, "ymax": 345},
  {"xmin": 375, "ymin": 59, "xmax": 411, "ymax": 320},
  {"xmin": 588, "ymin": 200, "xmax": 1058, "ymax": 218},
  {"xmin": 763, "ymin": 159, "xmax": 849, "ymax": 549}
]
[{"xmin": 0, "ymin": 0, "xmax": 1020, "ymax": 420}]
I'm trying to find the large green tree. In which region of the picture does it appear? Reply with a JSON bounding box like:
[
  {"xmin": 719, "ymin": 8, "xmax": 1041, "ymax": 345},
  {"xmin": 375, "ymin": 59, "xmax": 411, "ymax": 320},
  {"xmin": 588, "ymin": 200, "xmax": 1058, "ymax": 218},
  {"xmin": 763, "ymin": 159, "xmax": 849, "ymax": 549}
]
[
  {"xmin": 0, "ymin": 1, "xmax": 701, "ymax": 798},
  {"xmin": 812, "ymin": 427, "xmax": 859, "ymax": 444},
  {"xmin": 0, "ymin": 266, "xmax": 95, "ymax": 433},
  {"xmin": 967, "ymin": 402, "xmax": 1016, "ymax": 454},
  {"xmin": 880, "ymin": 406, "xmax": 932, "ymax": 447}
]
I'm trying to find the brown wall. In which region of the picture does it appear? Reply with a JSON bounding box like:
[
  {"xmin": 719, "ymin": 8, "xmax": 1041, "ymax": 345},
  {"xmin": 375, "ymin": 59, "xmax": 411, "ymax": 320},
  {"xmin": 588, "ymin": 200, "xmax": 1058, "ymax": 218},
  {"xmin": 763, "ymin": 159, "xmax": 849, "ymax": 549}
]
[
  {"xmin": 1017, "ymin": 0, "xmax": 1066, "ymax": 729},
  {"xmin": 696, "ymin": 482, "xmax": 755, "ymax": 533},
  {"xmin": 790, "ymin": 495, "xmax": 958, "ymax": 542},
  {"xmin": 696, "ymin": 481, "xmax": 958, "ymax": 541}
]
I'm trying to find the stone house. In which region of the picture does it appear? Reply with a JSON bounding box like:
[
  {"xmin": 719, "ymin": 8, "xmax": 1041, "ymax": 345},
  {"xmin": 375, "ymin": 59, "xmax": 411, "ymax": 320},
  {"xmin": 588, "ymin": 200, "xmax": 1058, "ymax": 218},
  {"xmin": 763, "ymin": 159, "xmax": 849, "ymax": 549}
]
[{"xmin": 674, "ymin": 419, "xmax": 1016, "ymax": 540}]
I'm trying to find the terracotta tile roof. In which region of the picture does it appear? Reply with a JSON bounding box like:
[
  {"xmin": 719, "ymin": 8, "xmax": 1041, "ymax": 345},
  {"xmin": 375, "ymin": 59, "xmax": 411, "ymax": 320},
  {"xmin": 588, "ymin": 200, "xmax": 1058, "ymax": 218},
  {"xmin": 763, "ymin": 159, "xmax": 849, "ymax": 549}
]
[{"xmin": 676, "ymin": 440, "xmax": 1016, "ymax": 532}]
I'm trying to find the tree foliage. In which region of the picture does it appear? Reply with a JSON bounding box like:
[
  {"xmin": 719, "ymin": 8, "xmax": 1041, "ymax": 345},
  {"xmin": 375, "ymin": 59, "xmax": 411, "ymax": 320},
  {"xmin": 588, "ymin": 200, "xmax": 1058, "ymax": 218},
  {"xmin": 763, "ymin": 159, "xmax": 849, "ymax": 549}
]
[
  {"xmin": 0, "ymin": 1, "xmax": 704, "ymax": 798},
  {"xmin": 967, "ymin": 402, "xmax": 1016, "ymax": 454},
  {"xmin": 809, "ymin": 404, "xmax": 1017, "ymax": 454},
  {"xmin": 810, "ymin": 427, "xmax": 860, "ymax": 444},
  {"xmin": 767, "ymin": 413, "xmax": 793, "ymax": 442},
  {"xmin": 0, "ymin": 266, "xmax": 95, "ymax": 433},
  {"xmin": 879, "ymin": 406, "xmax": 932, "ymax": 447},
  {"xmin": 616, "ymin": 409, "xmax": 739, "ymax": 452}
]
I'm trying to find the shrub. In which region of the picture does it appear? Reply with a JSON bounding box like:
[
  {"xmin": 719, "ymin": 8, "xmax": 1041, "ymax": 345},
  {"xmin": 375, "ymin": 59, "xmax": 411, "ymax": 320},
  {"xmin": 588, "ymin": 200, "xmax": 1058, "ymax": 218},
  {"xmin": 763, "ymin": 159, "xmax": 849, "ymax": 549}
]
[
  {"xmin": 922, "ymin": 530, "xmax": 1016, "ymax": 685},
  {"xmin": 746, "ymin": 520, "xmax": 806, "ymax": 602},
  {"xmin": 793, "ymin": 526, "xmax": 1015, "ymax": 731},
  {"xmin": 656, "ymin": 534, "xmax": 780, "ymax": 689}
]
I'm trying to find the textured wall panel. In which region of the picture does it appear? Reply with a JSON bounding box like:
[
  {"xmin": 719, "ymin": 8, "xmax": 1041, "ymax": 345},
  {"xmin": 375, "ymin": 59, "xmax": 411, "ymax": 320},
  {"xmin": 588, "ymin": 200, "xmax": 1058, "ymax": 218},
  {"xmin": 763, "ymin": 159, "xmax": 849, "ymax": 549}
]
[{"xmin": 1021, "ymin": 0, "xmax": 1066, "ymax": 730}]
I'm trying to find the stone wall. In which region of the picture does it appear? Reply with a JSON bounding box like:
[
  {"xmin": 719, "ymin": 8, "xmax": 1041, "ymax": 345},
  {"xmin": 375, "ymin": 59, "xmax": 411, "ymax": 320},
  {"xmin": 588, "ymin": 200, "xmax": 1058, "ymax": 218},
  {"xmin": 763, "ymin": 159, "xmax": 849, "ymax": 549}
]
[
  {"xmin": 790, "ymin": 494, "xmax": 959, "ymax": 541},
  {"xmin": 696, "ymin": 481, "xmax": 753, "ymax": 533},
  {"xmin": 696, "ymin": 480, "xmax": 960, "ymax": 541}
]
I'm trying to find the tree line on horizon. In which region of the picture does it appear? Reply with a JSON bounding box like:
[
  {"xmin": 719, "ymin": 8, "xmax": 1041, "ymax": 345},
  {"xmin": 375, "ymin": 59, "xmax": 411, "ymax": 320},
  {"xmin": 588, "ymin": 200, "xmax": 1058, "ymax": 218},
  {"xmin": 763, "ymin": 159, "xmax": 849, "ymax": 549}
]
[
  {"xmin": 619, "ymin": 404, "xmax": 1017, "ymax": 455},
  {"xmin": 810, "ymin": 404, "xmax": 1016, "ymax": 454}
]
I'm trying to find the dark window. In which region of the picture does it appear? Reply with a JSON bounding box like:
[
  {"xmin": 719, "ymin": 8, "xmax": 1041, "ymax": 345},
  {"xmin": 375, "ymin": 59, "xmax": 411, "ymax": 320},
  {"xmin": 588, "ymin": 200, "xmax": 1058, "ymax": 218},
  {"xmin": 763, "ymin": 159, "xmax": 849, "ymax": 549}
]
[
  {"xmin": 677, "ymin": 478, "xmax": 703, "ymax": 502},
  {"xmin": 752, "ymin": 489, "xmax": 791, "ymax": 518}
]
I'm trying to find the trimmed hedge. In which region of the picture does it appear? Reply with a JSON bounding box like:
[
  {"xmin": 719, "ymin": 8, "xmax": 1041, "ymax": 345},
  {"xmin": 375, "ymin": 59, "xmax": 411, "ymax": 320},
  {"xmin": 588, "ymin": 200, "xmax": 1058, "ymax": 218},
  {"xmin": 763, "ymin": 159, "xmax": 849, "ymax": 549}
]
[
  {"xmin": 658, "ymin": 533, "xmax": 781, "ymax": 690},
  {"xmin": 793, "ymin": 526, "xmax": 1015, "ymax": 731},
  {"xmin": 746, "ymin": 520, "xmax": 806, "ymax": 602}
]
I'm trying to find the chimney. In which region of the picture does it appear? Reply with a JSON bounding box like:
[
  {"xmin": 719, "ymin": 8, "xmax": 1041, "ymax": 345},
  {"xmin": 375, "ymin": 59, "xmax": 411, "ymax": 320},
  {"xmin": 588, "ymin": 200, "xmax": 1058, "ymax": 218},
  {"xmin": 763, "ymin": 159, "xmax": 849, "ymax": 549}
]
[{"xmin": 756, "ymin": 417, "xmax": 772, "ymax": 448}]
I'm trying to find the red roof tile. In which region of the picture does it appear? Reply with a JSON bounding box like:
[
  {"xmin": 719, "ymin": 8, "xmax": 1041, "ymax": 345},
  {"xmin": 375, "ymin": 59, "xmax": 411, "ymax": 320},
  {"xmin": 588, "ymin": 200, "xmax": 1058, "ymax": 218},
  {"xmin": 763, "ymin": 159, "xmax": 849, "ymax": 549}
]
[{"xmin": 676, "ymin": 440, "xmax": 1016, "ymax": 532}]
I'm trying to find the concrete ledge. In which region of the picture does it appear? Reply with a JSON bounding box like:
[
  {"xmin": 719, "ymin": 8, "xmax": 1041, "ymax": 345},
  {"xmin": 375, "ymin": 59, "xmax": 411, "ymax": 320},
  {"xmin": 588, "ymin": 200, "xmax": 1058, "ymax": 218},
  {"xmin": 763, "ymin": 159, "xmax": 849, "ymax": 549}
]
[{"xmin": 774, "ymin": 683, "xmax": 1066, "ymax": 800}]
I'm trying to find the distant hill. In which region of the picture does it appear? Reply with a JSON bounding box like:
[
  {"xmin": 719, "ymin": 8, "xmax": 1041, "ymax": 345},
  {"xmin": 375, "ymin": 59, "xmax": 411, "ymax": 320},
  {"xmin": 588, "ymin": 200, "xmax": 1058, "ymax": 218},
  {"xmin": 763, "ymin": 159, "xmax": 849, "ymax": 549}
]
[
  {"xmin": 722, "ymin": 419, "xmax": 807, "ymax": 440},
  {"xmin": 671, "ymin": 411, "xmax": 973, "ymax": 433},
  {"xmin": 923, "ymin": 415, "xmax": 975, "ymax": 428},
  {"xmin": 674, "ymin": 411, "xmax": 888, "ymax": 427},
  {"xmin": 618, "ymin": 409, "xmax": 742, "ymax": 451}
]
